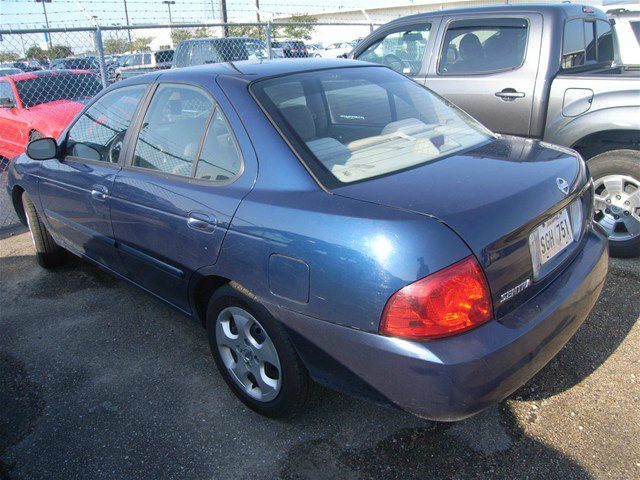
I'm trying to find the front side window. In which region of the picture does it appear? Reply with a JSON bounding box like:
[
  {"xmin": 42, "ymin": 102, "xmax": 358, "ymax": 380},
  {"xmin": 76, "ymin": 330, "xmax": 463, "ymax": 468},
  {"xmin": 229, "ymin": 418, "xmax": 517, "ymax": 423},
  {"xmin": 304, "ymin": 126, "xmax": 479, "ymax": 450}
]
[
  {"xmin": 0, "ymin": 82, "xmax": 15, "ymax": 103},
  {"xmin": 252, "ymin": 67, "xmax": 493, "ymax": 186},
  {"xmin": 356, "ymin": 24, "xmax": 430, "ymax": 76},
  {"xmin": 438, "ymin": 18, "xmax": 528, "ymax": 74},
  {"xmin": 67, "ymin": 84, "xmax": 146, "ymax": 163},
  {"xmin": 15, "ymin": 73, "xmax": 103, "ymax": 108},
  {"xmin": 132, "ymin": 84, "xmax": 213, "ymax": 176}
]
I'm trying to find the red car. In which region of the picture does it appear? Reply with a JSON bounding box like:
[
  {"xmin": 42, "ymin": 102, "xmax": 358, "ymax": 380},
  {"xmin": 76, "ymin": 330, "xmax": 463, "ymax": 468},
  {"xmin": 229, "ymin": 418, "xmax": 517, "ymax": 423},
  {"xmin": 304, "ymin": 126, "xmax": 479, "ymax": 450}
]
[{"xmin": 0, "ymin": 70, "xmax": 102, "ymax": 162}]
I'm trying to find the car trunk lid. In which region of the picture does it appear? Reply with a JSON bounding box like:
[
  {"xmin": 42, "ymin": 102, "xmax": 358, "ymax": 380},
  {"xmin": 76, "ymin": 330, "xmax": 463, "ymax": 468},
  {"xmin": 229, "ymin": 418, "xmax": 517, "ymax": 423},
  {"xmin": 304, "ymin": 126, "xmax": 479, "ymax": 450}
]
[{"xmin": 333, "ymin": 135, "xmax": 592, "ymax": 318}]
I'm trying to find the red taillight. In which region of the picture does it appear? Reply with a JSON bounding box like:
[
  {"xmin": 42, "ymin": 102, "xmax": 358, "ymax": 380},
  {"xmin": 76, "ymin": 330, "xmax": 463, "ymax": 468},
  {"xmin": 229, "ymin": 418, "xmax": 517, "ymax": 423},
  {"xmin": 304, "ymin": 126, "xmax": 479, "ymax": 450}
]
[{"xmin": 379, "ymin": 256, "xmax": 492, "ymax": 340}]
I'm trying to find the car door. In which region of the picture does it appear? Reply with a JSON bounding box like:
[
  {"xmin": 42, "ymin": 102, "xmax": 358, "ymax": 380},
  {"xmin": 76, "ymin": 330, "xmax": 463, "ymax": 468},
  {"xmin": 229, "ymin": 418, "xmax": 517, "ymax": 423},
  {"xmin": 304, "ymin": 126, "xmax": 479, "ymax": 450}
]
[
  {"xmin": 424, "ymin": 14, "xmax": 542, "ymax": 136},
  {"xmin": 352, "ymin": 21, "xmax": 438, "ymax": 84},
  {"xmin": 109, "ymin": 80, "xmax": 254, "ymax": 312},
  {"xmin": 37, "ymin": 84, "xmax": 148, "ymax": 272},
  {"xmin": 0, "ymin": 80, "xmax": 29, "ymax": 160}
]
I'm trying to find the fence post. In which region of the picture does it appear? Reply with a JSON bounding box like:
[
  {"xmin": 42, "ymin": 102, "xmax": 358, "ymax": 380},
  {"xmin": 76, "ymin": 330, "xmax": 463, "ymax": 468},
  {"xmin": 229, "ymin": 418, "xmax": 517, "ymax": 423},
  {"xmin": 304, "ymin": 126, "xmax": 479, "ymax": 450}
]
[
  {"xmin": 265, "ymin": 21, "xmax": 272, "ymax": 59},
  {"xmin": 93, "ymin": 27, "xmax": 109, "ymax": 89}
]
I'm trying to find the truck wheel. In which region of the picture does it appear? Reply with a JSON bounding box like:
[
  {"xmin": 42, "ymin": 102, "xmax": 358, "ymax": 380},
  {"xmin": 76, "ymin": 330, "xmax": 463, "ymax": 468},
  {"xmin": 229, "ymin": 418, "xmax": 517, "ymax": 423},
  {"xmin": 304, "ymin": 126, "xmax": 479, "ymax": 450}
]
[
  {"xmin": 589, "ymin": 149, "xmax": 640, "ymax": 258},
  {"xmin": 21, "ymin": 192, "xmax": 67, "ymax": 268},
  {"xmin": 206, "ymin": 283, "xmax": 313, "ymax": 418}
]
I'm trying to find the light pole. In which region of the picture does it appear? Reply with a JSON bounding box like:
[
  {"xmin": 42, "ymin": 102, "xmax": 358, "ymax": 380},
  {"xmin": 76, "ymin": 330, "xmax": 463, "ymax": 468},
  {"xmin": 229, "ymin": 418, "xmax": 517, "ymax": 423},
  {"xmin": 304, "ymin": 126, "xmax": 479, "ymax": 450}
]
[
  {"xmin": 35, "ymin": 0, "xmax": 53, "ymax": 48},
  {"xmin": 122, "ymin": 0, "xmax": 132, "ymax": 44},
  {"xmin": 162, "ymin": 1, "xmax": 175, "ymax": 30}
]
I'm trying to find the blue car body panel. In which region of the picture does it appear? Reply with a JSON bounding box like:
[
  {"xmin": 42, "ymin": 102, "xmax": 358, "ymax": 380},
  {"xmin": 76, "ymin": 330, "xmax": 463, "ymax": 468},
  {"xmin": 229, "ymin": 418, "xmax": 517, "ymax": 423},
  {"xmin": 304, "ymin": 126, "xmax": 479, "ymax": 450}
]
[{"xmin": 6, "ymin": 59, "xmax": 608, "ymax": 420}]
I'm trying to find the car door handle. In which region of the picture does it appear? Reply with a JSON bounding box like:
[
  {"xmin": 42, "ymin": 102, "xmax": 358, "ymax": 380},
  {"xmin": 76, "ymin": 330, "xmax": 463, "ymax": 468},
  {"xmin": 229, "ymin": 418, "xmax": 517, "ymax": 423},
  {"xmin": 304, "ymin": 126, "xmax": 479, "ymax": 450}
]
[
  {"xmin": 90, "ymin": 186, "xmax": 108, "ymax": 200},
  {"xmin": 495, "ymin": 89, "xmax": 526, "ymax": 101},
  {"xmin": 187, "ymin": 212, "xmax": 217, "ymax": 232}
]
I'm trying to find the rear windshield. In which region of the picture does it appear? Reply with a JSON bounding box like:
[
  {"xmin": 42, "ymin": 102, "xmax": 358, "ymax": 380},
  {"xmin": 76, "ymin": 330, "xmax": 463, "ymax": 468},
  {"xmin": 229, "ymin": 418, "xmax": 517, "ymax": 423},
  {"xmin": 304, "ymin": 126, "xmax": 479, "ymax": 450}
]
[
  {"xmin": 251, "ymin": 66, "xmax": 493, "ymax": 186},
  {"xmin": 63, "ymin": 58, "xmax": 99, "ymax": 70},
  {"xmin": 155, "ymin": 50, "xmax": 174, "ymax": 63},
  {"xmin": 16, "ymin": 73, "xmax": 102, "ymax": 108}
]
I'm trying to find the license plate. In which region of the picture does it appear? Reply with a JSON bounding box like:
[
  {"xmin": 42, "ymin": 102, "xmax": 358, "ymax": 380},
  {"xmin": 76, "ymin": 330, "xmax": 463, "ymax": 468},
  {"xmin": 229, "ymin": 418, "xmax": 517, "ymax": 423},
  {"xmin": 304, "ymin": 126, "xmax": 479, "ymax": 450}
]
[{"xmin": 529, "ymin": 208, "xmax": 574, "ymax": 277}]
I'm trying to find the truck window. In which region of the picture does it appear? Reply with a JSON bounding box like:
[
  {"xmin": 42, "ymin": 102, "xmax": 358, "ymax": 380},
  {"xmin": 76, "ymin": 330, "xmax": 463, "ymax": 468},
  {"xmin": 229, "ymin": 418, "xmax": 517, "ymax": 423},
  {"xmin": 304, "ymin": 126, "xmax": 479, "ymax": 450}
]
[
  {"xmin": 563, "ymin": 18, "xmax": 613, "ymax": 69},
  {"xmin": 356, "ymin": 24, "xmax": 431, "ymax": 76},
  {"xmin": 596, "ymin": 20, "xmax": 614, "ymax": 63},
  {"xmin": 438, "ymin": 18, "xmax": 528, "ymax": 74}
]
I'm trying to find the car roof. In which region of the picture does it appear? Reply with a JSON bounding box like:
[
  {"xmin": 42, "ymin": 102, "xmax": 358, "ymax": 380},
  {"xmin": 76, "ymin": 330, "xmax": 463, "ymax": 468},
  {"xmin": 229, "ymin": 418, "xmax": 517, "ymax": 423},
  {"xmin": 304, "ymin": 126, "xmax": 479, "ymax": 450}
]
[
  {"xmin": 157, "ymin": 58, "xmax": 370, "ymax": 81},
  {"xmin": 379, "ymin": 3, "xmax": 608, "ymax": 24},
  {"xmin": 5, "ymin": 69, "xmax": 97, "ymax": 82}
]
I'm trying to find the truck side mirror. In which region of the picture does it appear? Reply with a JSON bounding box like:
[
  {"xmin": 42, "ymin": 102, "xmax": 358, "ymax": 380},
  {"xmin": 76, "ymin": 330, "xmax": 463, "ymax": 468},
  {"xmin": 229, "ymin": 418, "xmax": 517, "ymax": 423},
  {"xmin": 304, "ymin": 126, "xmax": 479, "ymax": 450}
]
[{"xmin": 26, "ymin": 137, "xmax": 58, "ymax": 161}]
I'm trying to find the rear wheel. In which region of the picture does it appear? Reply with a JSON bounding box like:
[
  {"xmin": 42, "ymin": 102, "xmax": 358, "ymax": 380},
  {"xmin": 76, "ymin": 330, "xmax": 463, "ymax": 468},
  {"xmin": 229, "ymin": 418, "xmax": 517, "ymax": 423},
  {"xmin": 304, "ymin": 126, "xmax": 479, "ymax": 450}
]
[
  {"xmin": 21, "ymin": 192, "xmax": 67, "ymax": 268},
  {"xmin": 206, "ymin": 283, "xmax": 313, "ymax": 418},
  {"xmin": 589, "ymin": 149, "xmax": 640, "ymax": 258}
]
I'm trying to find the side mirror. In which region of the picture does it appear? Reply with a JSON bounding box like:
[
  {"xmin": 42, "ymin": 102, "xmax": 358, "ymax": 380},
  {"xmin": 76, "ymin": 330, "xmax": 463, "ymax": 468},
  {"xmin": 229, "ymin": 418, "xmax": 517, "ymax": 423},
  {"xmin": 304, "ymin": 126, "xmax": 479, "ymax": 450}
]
[
  {"xmin": 0, "ymin": 97, "xmax": 15, "ymax": 109},
  {"xmin": 26, "ymin": 137, "xmax": 58, "ymax": 161}
]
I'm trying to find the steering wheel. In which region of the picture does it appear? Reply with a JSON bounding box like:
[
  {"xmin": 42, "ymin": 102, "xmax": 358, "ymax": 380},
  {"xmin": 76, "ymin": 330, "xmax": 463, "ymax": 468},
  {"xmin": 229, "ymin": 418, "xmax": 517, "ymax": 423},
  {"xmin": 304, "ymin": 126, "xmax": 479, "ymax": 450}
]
[
  {"xmin": 107, "ymin": 130, "xmax": 127, "ymax": 164},
  {"xmin": 383, "ymin": 54, "xmax": 409, "ymax": 73}
]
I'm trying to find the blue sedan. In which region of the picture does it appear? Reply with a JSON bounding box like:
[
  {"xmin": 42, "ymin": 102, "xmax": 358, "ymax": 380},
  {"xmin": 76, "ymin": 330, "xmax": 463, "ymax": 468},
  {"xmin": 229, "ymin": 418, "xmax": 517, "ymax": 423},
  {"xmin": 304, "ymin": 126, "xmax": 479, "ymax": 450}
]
[{"xmin": 7, "ymin": 59, "xmax": 608, "ymax": 420}]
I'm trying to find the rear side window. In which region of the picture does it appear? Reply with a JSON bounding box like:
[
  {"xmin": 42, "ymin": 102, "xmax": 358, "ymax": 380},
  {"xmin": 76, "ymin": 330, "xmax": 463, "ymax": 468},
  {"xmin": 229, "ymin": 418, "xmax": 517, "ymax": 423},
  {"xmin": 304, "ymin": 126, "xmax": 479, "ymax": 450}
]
[
  {"xmin": 356, "ymin": 24, "xmax": 431, "ymax": 76},
  {"xmin": 132, "ymin": 84, "xmax": 213, "ymax": 176},
  {"xmin": 0, "ymin": 81, "xmax": 15, "ymax": 103},
  {"xmin": 67, "ymin": 85, "xmax": 146, "ymax": 163},
  {"xmin": 562, "ymin": 19, "xmax": 613, "ymax": 68},
  {"xmin": 632, "ymin": 21, "xmax": 640, "ymax": 45},
  {"xmin": 596, "ymin": 20, "xmax": 614, "ymax": 63},
  {"xmin": 438, "ymin": 18, "xmax": 528, "ymax": 74},
  {"xmin": 194, "ymin": 109, "xmax": 242, "ymax": 181}
]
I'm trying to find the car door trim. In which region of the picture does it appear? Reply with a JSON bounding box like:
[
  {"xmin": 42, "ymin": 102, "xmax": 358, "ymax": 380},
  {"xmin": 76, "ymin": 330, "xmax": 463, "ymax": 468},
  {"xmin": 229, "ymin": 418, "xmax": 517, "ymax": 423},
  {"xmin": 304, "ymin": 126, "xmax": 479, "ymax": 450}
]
[
  {"xmin": 44, "ymin": 208, "xmax": 116, "ymax": 246},
  {"xmin": 118, "ymin": 242, "xmax": 185, "ymax": 278}
]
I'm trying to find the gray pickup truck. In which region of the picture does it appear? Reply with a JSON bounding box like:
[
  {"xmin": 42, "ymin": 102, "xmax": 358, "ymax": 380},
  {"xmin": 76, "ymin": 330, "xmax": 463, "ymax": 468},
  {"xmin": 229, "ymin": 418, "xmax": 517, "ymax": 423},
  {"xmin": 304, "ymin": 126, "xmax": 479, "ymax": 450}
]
[{"xmin": 350, "ymin": 3, "xmax": 640, "ymax": 257}]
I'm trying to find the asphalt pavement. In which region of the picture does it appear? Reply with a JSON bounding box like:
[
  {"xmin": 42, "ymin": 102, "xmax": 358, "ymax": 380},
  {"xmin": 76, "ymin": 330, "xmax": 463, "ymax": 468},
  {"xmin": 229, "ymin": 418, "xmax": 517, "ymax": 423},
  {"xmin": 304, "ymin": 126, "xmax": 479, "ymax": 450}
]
[{"xmin": 1, "ymin": 229, "xmax": 638, "ymax": 480}]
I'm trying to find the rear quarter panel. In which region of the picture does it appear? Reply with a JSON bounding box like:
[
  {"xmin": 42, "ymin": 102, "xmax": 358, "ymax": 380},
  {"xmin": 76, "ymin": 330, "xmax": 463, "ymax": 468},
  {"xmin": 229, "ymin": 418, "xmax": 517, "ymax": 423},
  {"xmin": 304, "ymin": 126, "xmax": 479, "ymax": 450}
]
[
  {"xmin": 544, "ymin": 74, "xmax": 640, "ymax": 147},
  {"xmin": 194, "ymin": 73, "xmax": 472, "ymax": 332}
]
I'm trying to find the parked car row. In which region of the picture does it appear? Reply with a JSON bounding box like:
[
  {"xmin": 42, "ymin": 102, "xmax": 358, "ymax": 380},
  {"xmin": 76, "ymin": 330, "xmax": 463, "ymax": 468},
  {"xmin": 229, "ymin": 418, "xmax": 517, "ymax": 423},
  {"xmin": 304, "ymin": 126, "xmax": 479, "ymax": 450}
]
[{"xmin": 1, "ymin": 3, "xmax": 638, "ymax": 257}]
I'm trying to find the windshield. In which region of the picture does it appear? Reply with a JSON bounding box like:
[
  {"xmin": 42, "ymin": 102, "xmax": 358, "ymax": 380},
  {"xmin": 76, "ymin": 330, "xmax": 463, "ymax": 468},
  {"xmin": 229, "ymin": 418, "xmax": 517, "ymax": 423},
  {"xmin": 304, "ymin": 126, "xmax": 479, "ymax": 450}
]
[
  {"xmin": 251, "ymin": 66, "xmax": 493, "ymax": 186},
  {"xmin": 15, "ymin": 73, "xmax": 103, "ymax": 108}
]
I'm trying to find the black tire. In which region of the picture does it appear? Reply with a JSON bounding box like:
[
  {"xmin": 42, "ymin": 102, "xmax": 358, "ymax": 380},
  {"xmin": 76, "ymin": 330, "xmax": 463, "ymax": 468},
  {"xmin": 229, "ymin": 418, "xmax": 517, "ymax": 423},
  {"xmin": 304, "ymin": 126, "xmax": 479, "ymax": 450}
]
[
  {"xmin": 29, "ymin": 130, "xmax": 43, "ymax": 142},
  {"xmin": 206, "ymin": 283, "xmax": 313, "ymax": 418},
  {"xmin": 588, "ymin": 149, "xmax": 640, "ymax": 258},
  {"xmin": 21, "ymin": 192, "xmax": 67, "ymax": 268}
]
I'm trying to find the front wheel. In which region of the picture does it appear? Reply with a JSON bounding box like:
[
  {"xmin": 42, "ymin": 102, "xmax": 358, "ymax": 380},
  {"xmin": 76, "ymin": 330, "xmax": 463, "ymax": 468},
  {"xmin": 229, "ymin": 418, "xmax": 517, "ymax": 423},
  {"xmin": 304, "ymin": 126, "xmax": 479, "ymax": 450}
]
[
  {"xmin": 21, "ymin": 192, "xmax": 67, "ymax": 268},
  {"xmin": 206, "ymin": 283, "xmax": 313, "ymax": 418},
  {"xmin": 589, "ymin": 149, "xmax": 640, "ymax": 258}
]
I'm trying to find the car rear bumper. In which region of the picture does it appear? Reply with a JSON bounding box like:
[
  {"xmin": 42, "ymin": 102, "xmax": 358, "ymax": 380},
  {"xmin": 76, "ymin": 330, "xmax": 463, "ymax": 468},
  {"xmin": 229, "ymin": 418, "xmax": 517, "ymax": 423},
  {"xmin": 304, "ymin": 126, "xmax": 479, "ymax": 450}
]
[{"xmin": 270, "ymin": 226, "xmax": 608, "ymax": 420}]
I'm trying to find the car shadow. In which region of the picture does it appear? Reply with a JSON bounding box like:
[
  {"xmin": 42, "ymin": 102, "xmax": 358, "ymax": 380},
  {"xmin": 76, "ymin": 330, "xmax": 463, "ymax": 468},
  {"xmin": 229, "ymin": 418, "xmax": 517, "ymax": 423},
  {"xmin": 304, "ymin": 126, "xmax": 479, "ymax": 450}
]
[
  {"xmin": 514, "ymin": 262, "xmax": 639, "ymax": 401},
  {"xmin": 276, "ymin": 396, "xmax": 592, "ymax": 480}
]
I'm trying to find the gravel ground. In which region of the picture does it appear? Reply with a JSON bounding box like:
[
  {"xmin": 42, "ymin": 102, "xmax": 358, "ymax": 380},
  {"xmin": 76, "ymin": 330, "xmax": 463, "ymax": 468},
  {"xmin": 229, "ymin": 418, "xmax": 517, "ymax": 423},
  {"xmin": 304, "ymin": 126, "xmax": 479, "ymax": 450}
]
[{"xmin": 0, "ymin": 230, "xmax": 638, "ymax": 480}]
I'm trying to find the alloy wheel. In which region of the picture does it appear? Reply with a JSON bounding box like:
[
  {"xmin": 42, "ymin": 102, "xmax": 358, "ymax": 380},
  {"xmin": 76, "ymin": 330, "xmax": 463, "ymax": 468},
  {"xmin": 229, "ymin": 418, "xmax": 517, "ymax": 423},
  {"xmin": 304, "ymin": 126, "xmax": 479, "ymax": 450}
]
[
  {"xmin": 593, "ymin": 174, "xmax": 640, "ymax": 241},
  {"xmin": 215, "ymin": 306, "xmax": 282, "ymax": 402}
]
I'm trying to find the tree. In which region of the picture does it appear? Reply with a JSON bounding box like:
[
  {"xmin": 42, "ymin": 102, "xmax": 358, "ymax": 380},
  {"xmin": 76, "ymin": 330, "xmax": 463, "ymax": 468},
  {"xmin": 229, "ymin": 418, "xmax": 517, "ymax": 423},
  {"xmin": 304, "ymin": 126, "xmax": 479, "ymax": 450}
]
[
  {"xmin": 171, "ymin": 27, "xmax": 210, "ymax": 46},
  {"xmin": 103, "ymin": 38, "xmax": 129, "ymax": 55},
  {"xmin": 48, "ymin": 45, "xmax": 73, "ymax": 60},
  {"xmin": 0, "ymin": 52, "xmax": 20, "ymax": 62},
  {"xmin": 227, "ymin": 24, "xmax": 262, "ymax": 39},
  {"xmin": 25, "ymin": 45, "xmax": 47, "ymax": 60},
  {"xmin": 276, "ymin": 14, "xmax": 317, "ymax": 40},
  {"xmin": 129, "ymin": 36, "xmax": 152, "ymax": 52}
]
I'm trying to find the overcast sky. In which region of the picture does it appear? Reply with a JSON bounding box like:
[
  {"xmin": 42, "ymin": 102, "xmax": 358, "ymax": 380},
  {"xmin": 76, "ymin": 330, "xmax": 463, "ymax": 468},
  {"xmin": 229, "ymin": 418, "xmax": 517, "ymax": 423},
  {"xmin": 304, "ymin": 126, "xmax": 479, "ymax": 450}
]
[
  {"xmin": 0, "ymin": 0, "xmax": 403, "ymax": 27},
  {"xmin": 0, "ymin": 0, "xmax": 633, "ymax": 28}
]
